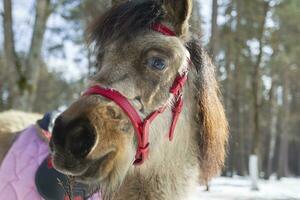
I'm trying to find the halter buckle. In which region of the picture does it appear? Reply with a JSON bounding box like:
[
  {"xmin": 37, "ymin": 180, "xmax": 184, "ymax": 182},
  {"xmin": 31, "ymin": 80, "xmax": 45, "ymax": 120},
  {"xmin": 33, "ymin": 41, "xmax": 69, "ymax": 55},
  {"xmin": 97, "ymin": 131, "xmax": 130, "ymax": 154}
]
[{"xmin": 134, "ymin": 143, "xmax": 149, "ymax": 165}]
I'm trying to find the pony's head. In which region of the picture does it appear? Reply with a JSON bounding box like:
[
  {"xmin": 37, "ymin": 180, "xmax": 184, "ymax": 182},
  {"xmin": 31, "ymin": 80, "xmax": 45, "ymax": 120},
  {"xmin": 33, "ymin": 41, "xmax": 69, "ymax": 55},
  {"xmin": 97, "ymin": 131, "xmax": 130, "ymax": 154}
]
[{"xmin": 50, "ymin": 0, "xmax": 228, "ymax": 192}]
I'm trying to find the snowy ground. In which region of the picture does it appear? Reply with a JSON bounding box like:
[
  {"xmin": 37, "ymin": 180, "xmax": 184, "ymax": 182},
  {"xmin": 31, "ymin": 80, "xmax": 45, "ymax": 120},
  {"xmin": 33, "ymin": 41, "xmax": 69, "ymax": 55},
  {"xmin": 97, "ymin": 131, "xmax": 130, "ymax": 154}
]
[{"xmin": 191, "ymin": 176, "xmax": 300, "ymax": 200}]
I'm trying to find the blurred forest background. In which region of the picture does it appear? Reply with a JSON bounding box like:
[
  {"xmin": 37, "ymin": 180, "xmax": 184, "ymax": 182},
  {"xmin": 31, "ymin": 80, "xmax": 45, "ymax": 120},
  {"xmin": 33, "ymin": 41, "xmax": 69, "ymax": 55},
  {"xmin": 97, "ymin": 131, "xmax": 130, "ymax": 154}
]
[{"xmin": 0, "ymin": 0, "xmax": 299, "ymax": 182}]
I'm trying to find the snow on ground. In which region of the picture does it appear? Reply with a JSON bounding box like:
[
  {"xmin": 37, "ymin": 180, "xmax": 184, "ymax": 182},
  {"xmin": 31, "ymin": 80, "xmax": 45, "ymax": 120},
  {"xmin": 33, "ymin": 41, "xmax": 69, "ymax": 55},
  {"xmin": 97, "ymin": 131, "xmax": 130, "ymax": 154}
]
[{"xmin": 190, "ymin": 176, "xmax": 300, "ymax": 200}]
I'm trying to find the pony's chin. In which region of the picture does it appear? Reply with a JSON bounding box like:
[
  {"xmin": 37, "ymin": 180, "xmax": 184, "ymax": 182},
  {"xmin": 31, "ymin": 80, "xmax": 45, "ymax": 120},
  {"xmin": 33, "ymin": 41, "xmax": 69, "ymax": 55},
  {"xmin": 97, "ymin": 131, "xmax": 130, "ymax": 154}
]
[
  {"xmin": 73, "ymin": 168, "xmax": 108, "ymax": 185},
  {"xmin": 75, "ymin": 171, "xmax": 122, "ymax": 197},
  {"xmin": 74, "ymin": 158, "xmax": 113, "ymax": 184}
]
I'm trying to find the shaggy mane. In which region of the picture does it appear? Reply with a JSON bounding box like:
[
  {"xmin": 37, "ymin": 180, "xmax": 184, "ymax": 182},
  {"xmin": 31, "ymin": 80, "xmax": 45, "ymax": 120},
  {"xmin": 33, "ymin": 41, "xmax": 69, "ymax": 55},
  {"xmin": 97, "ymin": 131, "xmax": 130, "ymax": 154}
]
[{"xmin": 187, "ymin": 38, "xmax": 229, "ymax": 183}]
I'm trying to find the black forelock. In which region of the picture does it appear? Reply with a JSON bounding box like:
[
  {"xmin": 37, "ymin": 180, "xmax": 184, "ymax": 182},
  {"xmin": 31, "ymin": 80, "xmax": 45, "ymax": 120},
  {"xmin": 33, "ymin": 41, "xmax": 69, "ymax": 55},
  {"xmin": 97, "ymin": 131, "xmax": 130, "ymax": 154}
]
[{"xmin": 87, "ymin": 0, "xmax": 165, "ymax": 47}]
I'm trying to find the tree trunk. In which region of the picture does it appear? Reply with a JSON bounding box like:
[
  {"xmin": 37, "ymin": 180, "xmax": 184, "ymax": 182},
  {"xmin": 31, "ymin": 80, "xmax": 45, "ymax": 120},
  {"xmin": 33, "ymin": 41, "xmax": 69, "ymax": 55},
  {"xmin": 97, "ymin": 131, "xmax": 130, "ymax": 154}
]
[
  {"xmin": 251, "ymin": 1, "xmax": 269, "ymax": 156},
  {"xmin": 232, "ymin": 0, "xmax": 246, "ymax": 176},
  {"xmin": 265, "ymin": 73, "xmax": 278, "ymax": 179},
  {"xmin": 250, "ymin": 1, "xmax": 269, "ymax": 190},
  {"xmin": 277, "ymin": 67, "xmax": 290, "ymax": 179},
  {"xmin": 298, "ymin": 144, "xmax": 300, "ymax": 176},
  {"xmin": 0, "ymin": 58, "xmax": 4, "ymax": 110},
  {"xmin": 224, "ymin": 46, "xmax": 232, "ymax": 112},
  {"xmin": 224, "ymin": 45, "xmax": 233, "ymax": 176},
  {"xmin": 3, "ymin": 0, "xmax": 18, "ymax": 109},
  {"xmin": 222, "ymin": 2, "xmax": 234, "ymax": 176},
  {"xmin": 210, "ymin": 0, "xmax": 218, "ymax": 62},
  {"xmin": 23, "ymin": 0, "xmax": 51, "ymax": 111}
]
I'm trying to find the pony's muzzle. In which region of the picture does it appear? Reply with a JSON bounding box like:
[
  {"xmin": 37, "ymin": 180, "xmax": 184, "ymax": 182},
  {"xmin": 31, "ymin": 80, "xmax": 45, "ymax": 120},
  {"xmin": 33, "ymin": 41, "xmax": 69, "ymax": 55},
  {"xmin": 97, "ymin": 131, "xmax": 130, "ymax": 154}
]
[
  {"xmin": 51, "ymin": 116, "xmax": 96, "ymax": 159},
  {"xmin": 49, "ymin": 97, "xmax": 133, "ymax": 180}
]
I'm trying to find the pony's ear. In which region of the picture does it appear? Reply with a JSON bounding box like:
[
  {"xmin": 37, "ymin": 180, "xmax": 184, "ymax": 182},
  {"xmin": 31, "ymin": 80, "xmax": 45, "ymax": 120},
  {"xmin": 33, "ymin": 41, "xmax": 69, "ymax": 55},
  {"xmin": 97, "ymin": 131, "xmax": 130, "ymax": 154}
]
[
  {"xmin": 187, "ymin": 39, "xmax": 229, "ymax": 183},
  {"xmin": 162, "ymin": 0, "xmax": 193, "ymax": 37}
]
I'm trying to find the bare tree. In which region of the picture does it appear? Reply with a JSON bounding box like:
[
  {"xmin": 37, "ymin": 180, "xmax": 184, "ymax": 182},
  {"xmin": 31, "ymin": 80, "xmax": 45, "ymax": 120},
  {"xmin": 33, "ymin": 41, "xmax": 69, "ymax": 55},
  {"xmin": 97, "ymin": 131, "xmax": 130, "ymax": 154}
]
[
  {"xmin": 251, "ymin": 0, "xmax": 269, "ymax": 160},
  {"xmin": 210, "ymin": 0, "xmax": 218, "ymax": 62},
  {"xmin": 2, "ymin": 0, "xmax": 19, "ymax": 108},
  {"xmin": 22, "ymin": 0, "xmax": 52, "ymax": 110},
  {"xmin": 277, "ymin": 66, "xmax": 290, "ymax": 179},
  {"xmin": 265, "ymin": 65, "xmax": 278, "ymax": 179},
  {"xmin": 250, "ymin": 1, "xmax": 269, "ymax": 190},
  {"xmin": 232, "ymin": 0, "xmax": 246, "ymax": 176}
]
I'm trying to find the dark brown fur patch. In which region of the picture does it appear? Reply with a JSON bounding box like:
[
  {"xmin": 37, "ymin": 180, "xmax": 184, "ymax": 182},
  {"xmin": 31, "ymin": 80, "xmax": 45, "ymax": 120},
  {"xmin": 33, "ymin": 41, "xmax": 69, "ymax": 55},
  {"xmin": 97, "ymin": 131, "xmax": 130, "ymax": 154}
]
[
  {"xmin": 87, "ymin": 0, "xmax": 164, "ymax": 48},
  {"xmin": 186, "ymin": 38, "xmax": 203, "ymax": 73}
]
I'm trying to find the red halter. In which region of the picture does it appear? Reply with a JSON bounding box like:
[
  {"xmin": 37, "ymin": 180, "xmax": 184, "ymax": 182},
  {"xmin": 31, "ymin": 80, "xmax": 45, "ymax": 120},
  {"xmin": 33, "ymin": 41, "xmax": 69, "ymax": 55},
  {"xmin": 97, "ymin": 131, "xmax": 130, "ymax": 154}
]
[{"xmin": 84, "ymin": 23, "xmax": 189, "ymax": 165}]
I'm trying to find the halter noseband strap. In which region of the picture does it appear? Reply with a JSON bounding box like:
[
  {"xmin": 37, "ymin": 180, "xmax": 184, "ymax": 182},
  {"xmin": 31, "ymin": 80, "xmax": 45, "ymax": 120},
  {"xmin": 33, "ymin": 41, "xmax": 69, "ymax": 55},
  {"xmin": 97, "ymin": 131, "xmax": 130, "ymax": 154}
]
[{"xmin": 84, "ymin": 23, "xmax": 189, "ymax": 165}]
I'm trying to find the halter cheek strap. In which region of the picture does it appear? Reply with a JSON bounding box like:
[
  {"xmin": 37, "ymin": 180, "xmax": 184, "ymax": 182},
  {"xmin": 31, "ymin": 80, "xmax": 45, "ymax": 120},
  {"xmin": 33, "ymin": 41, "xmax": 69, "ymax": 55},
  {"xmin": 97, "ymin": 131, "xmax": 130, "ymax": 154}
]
[{"xmin": 84, "ymin": 23, "xmax": 189, "ymax": 165}]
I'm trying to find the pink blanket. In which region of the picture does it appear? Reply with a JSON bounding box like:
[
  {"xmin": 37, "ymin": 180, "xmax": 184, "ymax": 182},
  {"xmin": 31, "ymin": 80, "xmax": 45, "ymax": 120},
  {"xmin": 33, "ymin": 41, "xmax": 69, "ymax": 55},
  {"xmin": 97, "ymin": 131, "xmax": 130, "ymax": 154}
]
[{"xmin": 0, "ymin": 125, "xmax": 100, "ymax": 200}]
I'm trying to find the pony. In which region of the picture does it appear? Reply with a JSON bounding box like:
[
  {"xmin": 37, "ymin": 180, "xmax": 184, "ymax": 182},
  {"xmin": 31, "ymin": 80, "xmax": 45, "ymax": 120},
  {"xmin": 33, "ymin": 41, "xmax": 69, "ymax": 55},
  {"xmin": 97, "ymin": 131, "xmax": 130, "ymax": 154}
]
[
  {"xmin": 0, "ymin": 0, "xmax": 228, "ymax": 199},
  {"xmin": 50, "ymin": 0, "xmax": 228, "ymax": 199},
  {"xmin": 0, "ymin": 110, "xmax": 42, "ymax": 161}
]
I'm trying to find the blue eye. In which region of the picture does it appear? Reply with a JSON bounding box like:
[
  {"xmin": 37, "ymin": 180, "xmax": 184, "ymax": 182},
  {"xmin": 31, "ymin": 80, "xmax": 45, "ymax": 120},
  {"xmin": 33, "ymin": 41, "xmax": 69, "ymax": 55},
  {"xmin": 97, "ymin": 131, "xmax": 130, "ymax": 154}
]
[{"xmin": 147, "ymin": 57, "xmax": 166, "ymax": 70}]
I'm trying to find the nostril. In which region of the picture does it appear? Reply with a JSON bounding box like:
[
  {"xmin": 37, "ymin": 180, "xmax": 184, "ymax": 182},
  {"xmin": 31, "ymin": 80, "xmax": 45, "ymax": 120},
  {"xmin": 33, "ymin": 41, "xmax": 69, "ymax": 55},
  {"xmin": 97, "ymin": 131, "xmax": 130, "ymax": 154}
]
[
  {"xmin": 68, "ymin": 125, "xmax": 96, "ymax": 158},
  {"xmin": 51, "ymin": 116, "xmax": 96, "ymax": 158},
  {"xmin": 51, "ymin": 118, "xmax": 66, "ymax": 149}
]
